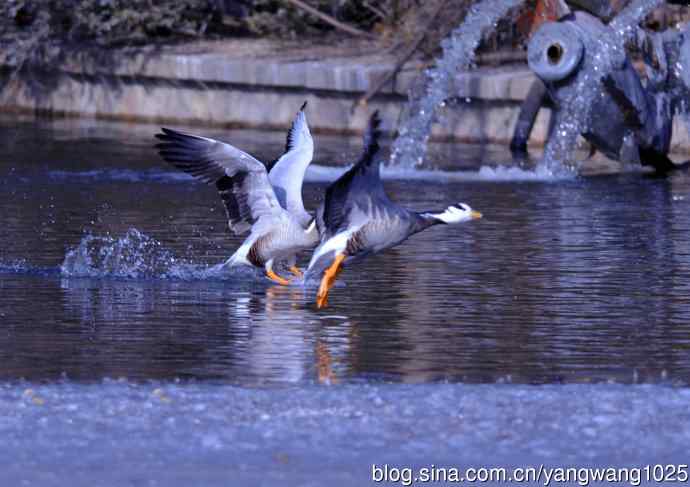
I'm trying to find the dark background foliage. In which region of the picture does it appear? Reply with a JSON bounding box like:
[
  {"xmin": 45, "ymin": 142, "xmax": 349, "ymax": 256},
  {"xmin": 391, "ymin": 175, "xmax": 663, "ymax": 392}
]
[
  {"xmin": 0, "ymin": 1, "xmax": 486, "ymax": 68},
  {"xmin": 1, "ymin": 1, "xmax": 688, "ymax": 76}
]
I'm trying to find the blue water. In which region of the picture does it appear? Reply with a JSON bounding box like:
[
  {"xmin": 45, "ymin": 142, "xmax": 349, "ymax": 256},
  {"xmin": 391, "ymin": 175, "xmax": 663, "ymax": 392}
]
[{"xmin": 2, "ymin": 115, "xmax": 690, "ymax": 386}]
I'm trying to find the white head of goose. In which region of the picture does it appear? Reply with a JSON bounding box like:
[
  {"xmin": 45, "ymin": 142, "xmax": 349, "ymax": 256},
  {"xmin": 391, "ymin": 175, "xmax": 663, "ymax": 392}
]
[
  {"xmin": 155, "ymin": 102, "xmax": 318, "ymax": 285},
  {"xmin": 306, "ymin": 111, "xmax": 482, "ymax": 308}
]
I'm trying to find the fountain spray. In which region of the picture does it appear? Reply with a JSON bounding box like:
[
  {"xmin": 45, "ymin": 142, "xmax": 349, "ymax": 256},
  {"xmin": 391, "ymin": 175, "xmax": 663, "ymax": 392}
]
[{"xmin": 389, "ymin": 0, "xmax": 525, "ymax": 169}]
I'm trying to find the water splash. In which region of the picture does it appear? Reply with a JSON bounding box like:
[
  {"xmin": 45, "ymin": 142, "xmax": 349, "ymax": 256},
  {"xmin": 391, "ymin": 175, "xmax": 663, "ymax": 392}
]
[
  {"xmin": 306, "ymin": 163, "xmax": 564, "ymax": 183},
  {"xmin": 60, "ymin": 228, "xmax": 214, "ymax": 279},
  {"xmin": 381, "ymin": 164, "xmax": 564, "ymax": 182},
  {"xmin": 389, "ymin": 0, "xmax": 524, "ymax": 169},
  {"xmin": 539, "ymin": 0, "xmax": 665, "ymax": 175},
  {"xmin": 676, "ymin": 26, "xmax": 690, "ymax": 141},
  {"xmin": 0, "ymin": 259, "xmax": 34, "ymax": 274},
  {"xmin": 609, "ymin": 0, "xmax": 665, "ymax": 41},
  {"xmin": 679, "ymin": 90, "xmax": 690, "ymax": 143},
  {"xmin": 1, "ymin": 228, "xmax": 274, "ymax": 282}
]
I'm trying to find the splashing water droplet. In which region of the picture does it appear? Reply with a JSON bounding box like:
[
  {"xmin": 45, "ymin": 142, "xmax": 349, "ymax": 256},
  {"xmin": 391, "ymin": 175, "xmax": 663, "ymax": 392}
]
[
  {"xmin": 62, "ymin": 229, "xmax": 182, "ymax": 278},
  {"xmin": 538, "ymin": 0, "xmax": 665, "ymax": 175},
  {"xmin": 390, "ymin": 0, "xmax": 524, "ymax": 169},
  {"xmin": 59, "ymin": 228, "xmax": 227, "ymax": 280}
]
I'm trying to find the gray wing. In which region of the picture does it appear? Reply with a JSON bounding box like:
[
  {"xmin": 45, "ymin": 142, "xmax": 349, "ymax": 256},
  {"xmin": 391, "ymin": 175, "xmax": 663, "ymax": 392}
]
[
  {"xmin": 155, "ymin": 128, "xmax": 283, "ymax": 235},
  {"xmin": 268, "ymin": 102, "xmax": 314, "ymax": 226},
  {"xmin": 320, "ymin": 110, "xmax": 386, "ymax": 239}
]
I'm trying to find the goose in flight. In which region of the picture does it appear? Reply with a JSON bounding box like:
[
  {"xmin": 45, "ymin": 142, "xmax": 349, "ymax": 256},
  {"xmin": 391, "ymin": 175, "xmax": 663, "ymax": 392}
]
[
  {"xmin": 155, "ymin": 103, "xmax": 318, "ymax": 285},
  {"xmin": 306, "ymin": 111, "xmax": 482, "ymax": 308}
]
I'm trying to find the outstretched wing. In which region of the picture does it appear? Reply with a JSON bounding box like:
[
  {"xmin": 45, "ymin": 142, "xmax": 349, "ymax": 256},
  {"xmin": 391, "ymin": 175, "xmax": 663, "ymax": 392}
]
[
  {"xmin": 267, "ymin": 102, "xmax": 314, "ymax": 225},
  {"xmin": 283, "ymin": 101, "xmax": 312, "ymax": 154},
  {"xmin": 155, "ymin": 128, "xmax": 282, "ymax": 235},
  {"xmin": 319, "ymin": 110, "xmax": 388, "ymax": 237}
]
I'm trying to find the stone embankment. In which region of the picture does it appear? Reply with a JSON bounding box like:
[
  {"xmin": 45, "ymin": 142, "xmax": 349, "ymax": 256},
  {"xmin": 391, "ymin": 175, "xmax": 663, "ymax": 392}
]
[{"xmin": 1, "ymin": 39, "xmax": 688, "ymax": 153}]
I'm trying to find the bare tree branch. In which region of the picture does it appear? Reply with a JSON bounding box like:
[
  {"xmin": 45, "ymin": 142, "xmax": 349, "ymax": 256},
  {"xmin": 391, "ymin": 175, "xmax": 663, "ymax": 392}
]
[
  {"xmin": 283, "ymin": 0, "xmax": 378, "ymax": 39},
  {"xmin": 362, "ymin": 0, "xmax": 388, "ymax": 20},
  {"xmin": 353, "ymin": 0, "xmax": 447, "ymax": 110}
]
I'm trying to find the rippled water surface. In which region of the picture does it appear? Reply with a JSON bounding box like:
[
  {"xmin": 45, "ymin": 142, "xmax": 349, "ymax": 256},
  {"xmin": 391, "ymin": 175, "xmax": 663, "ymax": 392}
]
[{"xmin": 3, "ymin": 115, "xmax": 690, "ymax": 386}]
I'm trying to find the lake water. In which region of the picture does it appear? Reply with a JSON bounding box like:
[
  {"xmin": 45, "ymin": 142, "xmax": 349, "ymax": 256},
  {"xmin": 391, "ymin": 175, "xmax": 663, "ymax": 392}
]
[{"xmin": 2, "ymin": 114, "xmax": 690, "ymax": 387}]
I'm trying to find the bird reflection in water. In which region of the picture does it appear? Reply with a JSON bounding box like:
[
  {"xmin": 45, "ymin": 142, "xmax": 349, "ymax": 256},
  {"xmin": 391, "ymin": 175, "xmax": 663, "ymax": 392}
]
[{"xmin": 231, "ymin": 283, "xmax": 347, "ymax": 385}]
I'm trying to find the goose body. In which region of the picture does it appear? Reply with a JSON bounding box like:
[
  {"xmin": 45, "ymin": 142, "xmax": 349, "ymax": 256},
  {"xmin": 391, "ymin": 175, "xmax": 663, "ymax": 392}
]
[
  {"xmin": 306, "ymin": 112, "xmax": 482, "ymax": 307},
  {"xmin": 155, "ymin": 104, "xmax": 318, "ymax": 284}
]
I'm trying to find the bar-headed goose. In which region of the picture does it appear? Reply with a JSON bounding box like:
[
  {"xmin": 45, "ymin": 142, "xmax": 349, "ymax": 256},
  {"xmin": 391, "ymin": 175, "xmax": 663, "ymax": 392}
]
[
  {"xmin": 155, "ymin": 103, "xmax": 318, "ymax": 285},
  {"xmin": 306, "ymin": 111, "xmax": 482, "ymax": 308}
]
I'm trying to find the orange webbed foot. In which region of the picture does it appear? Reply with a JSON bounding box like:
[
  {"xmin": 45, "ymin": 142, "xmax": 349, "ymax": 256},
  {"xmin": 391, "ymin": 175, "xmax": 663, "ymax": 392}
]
[
  {"xmin": 266, "ymin": 269, "xmax": 291, "ymax": 286},
  {"xmin": 315, "ymin": 253, "xmax": 346, "ymax": 309}
]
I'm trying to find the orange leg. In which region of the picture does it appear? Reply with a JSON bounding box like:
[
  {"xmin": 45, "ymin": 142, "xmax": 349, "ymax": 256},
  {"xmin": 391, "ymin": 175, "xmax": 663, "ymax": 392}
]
[
  {"xmin": 316, "ymin": 253, "xmax": 346, "ymax": 309},
  {"xmin": 266, "ymin": 269, "xmax": 291, "ymax": 286},
  {"xmin": 289, "ymin": 266, "xmax": 304, "ymax": 278}
]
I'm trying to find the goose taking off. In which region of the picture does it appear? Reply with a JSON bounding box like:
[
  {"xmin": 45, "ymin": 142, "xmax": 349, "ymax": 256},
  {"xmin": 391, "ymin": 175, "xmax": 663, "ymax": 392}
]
[
  {"xmin": 155, "ymin": 103, "xmax": 318, "ymax": 285},
  {"xmin": 306, "ymin": 111, "xmax": 482, "ymax": 308}
]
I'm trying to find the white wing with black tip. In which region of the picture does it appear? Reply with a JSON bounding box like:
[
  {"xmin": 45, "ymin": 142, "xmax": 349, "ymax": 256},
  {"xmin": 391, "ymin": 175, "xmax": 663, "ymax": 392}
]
[{"xmin": 267, "ymin": 101, "xmax": 314, "ymax": 227}]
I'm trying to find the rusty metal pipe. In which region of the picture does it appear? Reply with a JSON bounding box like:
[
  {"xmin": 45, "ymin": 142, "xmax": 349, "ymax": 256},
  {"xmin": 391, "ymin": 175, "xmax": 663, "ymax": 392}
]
[
  {"xmin": 527, "ymin": 21, "xmax": 585, "ymax": 82},
  {"xmin": 510, "ymin": 79, "xmax": 550, "ymax": 153},
  {"xmin": 681, "ymin": 26, "xmax": 690, "ymax": 90}
]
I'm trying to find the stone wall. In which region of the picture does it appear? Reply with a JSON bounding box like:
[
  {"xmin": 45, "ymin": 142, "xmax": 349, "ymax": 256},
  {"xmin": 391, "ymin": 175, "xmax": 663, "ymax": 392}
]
[{"xmin": 0, "ymin": 40, "xmax": 687, "ymax": 153}]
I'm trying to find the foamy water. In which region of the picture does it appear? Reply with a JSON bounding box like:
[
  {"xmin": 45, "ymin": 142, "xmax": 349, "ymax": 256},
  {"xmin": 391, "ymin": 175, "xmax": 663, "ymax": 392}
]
[
  {"xmin": 305, "ymin": 163, "xmax": 564, "ymax": 183},
  {"xmin": 60, "ymin": 229, "xmax": 222, "ymax": 280},
  {"xmin": 383, "ymin": 164, "xmax": 566, "ymax": 182},
  {"xmin": 0, "ymin": 259, "xmax": 35, "ymax": 274},
  {"xmin": 56, "ymin": 228, "xmax": 307, "ymax": 286}
]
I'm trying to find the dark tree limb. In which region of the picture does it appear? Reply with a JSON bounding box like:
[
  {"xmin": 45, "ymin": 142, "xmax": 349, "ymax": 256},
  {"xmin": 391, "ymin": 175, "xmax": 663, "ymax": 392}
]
[
  {"xmin": 362, "ymin": 1, "xmax": 388, "ymax": 20},
  {"xmin": 283, "ymin": 0, "xmax": 377, "ymax": 39},
  {"xmin": 352, "ymin": 0, "xmax": 447, "ymax": 110}
]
